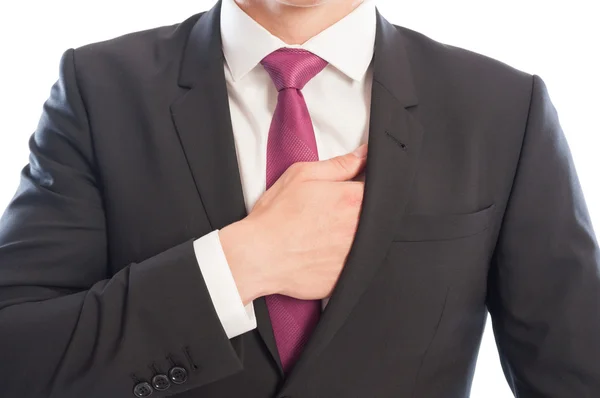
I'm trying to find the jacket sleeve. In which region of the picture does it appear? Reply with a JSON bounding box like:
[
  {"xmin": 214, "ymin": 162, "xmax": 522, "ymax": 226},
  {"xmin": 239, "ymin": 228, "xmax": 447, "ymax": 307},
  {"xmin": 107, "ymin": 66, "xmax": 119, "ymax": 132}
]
[
  {"xmin": 0, "ymin": 49, "xmax": 243, "ymax": 398},
  {"xmin": 488, "ymin": 75, "xmax": 600, "ymax": 397}
]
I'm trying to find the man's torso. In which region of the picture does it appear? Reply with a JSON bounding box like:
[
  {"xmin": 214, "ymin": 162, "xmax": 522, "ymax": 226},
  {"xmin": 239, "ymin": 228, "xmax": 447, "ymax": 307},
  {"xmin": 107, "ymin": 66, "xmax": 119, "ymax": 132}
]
[{"xmin": 68, "ymin": 7, "xmax": 531, "ymax": 397}]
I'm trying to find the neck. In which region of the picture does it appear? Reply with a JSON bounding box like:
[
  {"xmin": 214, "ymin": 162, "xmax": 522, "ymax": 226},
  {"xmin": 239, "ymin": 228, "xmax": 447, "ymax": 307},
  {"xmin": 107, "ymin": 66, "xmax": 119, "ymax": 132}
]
[{"xmin": 234, "ymin": 0, "xmax": 363, "ymax": 45}]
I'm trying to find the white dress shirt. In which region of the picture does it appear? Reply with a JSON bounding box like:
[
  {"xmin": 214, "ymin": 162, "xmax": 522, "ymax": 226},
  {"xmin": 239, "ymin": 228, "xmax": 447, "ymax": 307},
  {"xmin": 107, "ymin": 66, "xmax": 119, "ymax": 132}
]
[{"xmin": 193, "ymin": 0, "xmax": 377, "ymax": 339}]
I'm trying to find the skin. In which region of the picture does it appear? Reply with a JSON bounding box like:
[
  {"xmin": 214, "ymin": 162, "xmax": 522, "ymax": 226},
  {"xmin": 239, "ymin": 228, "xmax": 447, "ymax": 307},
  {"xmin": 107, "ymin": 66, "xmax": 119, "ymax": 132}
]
[
  {"xmin": 234, "ymin": 0, "xmax": 365, "ymax": 44},
  {"xmin": 220, "ymin": 145, "xmax": 368, "ymax": 305}
]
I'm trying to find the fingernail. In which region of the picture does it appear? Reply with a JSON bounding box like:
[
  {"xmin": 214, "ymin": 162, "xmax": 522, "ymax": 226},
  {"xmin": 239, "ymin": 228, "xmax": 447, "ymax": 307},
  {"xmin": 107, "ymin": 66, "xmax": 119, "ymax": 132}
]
[{"xmin": 353, "ymin": 144, "xmax": 368, "ymax": 158}]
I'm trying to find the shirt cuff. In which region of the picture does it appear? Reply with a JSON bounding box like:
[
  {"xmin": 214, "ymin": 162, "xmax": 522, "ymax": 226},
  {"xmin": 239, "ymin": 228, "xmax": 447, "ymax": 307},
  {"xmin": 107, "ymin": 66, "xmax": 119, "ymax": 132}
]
[{"xmin": 193, "ymin": 230, "xmax": 257, "ymax": 339}]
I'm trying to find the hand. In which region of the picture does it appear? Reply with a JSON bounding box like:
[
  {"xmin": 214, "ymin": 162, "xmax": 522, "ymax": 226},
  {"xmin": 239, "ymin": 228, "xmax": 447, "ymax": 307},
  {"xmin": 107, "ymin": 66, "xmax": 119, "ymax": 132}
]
[{"xmin": 220, "ymin": 144, "xmax": 368, "ymax": 305}]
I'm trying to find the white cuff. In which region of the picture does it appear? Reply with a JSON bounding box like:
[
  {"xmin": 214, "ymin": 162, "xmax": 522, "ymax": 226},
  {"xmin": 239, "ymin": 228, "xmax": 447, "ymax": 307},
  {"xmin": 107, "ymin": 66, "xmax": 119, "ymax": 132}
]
[{"xmin": 193, "ymin": 230, "xmax": 257, "ymax": 339}]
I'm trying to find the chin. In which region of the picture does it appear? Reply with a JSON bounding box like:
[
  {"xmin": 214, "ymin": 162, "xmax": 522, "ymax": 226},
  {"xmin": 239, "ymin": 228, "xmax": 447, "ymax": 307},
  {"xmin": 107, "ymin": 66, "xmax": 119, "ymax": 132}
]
[{"xmin": 274, "ymin": 0, "xmax": 333, "ymax": 7}]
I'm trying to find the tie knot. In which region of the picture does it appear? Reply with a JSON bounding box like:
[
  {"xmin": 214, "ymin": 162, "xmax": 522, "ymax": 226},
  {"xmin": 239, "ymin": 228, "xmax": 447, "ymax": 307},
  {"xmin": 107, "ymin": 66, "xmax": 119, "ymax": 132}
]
[{"xmin": 261, "ymin": 48, "xmax": 328, "ymax": 91}]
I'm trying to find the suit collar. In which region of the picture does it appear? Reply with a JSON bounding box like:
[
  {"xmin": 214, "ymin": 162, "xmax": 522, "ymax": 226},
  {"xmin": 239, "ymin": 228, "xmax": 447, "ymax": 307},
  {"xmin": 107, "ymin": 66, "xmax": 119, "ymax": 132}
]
[
  {"xmin": 372, "ymin": 9, "xmax": 419, "ymax": 107},
  {"xmin": 178, "ymin": 1, "xmax": 223, "ymax": 87}
]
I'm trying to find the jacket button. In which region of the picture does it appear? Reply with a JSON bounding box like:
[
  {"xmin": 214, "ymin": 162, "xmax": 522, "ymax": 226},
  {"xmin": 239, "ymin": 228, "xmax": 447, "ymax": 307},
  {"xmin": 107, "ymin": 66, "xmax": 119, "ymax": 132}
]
[
  {"xmin": 133, "ymin": 382, "xmax": 153, "ymax": 397},
  {"xmin": 169, "ymin": 366, "xmax": 188, "ymax": 384},
  {"xmin": 152, "ymin": 374, "xmax": 171, "ymax": 391}
]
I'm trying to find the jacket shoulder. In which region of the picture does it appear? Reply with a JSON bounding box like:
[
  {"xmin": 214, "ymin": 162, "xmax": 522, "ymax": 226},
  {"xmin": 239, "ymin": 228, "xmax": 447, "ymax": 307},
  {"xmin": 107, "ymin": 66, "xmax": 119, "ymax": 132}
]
[
  {"xmin": 71, "ymin": 13, "xmax": 204, "ymax": 83},
  {"xmin": 395, "ymin": 24, "xmax": 532, "ymax": 92}
]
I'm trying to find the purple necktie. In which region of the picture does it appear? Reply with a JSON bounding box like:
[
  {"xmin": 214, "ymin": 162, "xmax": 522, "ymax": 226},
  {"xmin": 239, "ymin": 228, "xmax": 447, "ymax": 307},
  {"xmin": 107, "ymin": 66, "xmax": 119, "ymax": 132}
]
[{"xmin": 261, "ymin": 48, "xmax": 328, "ymax": 374}]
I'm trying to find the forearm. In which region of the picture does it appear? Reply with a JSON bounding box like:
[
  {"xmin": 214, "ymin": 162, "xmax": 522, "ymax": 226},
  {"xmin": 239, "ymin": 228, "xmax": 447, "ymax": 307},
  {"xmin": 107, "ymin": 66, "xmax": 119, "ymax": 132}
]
[{"xmin": 0, "ymin": 240, "xmax": 243, "ymax": 398}]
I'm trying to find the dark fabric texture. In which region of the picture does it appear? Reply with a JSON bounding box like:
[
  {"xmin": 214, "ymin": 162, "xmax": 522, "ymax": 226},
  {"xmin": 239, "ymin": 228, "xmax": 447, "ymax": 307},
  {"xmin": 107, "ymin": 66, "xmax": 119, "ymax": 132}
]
[{"xmin": 0, "ymin": 1, "xmax": 599, "ymax": 397}]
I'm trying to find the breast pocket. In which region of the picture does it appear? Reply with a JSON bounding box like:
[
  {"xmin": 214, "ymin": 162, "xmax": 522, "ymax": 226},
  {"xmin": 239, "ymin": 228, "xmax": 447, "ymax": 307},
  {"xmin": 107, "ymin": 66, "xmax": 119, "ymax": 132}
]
[{"xmin": 393, "ymin": 204, "xmax": 496, "ymax": 242}]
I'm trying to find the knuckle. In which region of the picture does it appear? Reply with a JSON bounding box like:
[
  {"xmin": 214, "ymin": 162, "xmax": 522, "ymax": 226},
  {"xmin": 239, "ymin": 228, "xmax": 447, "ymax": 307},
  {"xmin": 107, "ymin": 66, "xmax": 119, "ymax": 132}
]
[
  {"xmin": 333, "ymin": 157, "xmax": 353, "ymax": 174},
  {"xmin": 288, "ymin": 162, "xmax": 304, "ymax": 175},
  {"xmin": 283, "ymin": 162, "xmax": 306, "ymax": 183}
]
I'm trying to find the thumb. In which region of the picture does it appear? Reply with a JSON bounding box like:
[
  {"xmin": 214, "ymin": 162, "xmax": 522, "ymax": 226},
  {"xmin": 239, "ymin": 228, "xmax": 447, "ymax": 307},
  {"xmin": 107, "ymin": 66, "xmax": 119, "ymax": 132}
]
[{"xmin": 308, "ymin": 144, "xmax": 368, "ymax": 182}]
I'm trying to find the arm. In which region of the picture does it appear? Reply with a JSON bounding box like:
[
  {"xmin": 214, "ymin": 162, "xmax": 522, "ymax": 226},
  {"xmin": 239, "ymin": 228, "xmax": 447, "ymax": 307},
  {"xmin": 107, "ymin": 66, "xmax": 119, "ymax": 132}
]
[
  {"xmin": 488, "ymin": 75, "xmax": 600, "ymax": 397},
  {"xmin": 0, "ymin": 49, "xmax": 244, "ymax": 398}
]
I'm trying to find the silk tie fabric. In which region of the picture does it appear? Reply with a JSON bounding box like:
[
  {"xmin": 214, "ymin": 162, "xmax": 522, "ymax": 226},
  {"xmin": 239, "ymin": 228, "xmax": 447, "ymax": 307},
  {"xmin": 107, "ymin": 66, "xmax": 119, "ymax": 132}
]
[{"xmin": 261, "ymin": 48, "xmax": 328, "ymax": 374}]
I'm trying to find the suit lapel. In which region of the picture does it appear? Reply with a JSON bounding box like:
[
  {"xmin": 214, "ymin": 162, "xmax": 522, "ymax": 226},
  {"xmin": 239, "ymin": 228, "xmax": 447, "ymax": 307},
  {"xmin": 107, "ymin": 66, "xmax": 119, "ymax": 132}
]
[
  {"xmin": 281, "ymin": 11, "xmax": 424, "ymax": 390},
  {"xmin": 169, "ymin": 1, "xmax": 284, "ymax": 376}
]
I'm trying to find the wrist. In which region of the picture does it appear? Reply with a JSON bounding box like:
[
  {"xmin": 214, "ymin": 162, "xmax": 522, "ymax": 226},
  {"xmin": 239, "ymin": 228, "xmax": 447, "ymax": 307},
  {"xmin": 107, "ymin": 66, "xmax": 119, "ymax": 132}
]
[{"xmin": 219, "ymin": 219, "xmax": 277, "ymax": 304}]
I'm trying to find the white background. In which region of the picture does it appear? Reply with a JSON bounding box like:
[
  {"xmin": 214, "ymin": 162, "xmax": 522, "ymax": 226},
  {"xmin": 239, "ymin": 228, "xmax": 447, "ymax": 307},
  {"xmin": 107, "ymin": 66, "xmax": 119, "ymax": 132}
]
[{"xmin": 0, "ymin": 1, "xmax": 598, "ymax": 396}]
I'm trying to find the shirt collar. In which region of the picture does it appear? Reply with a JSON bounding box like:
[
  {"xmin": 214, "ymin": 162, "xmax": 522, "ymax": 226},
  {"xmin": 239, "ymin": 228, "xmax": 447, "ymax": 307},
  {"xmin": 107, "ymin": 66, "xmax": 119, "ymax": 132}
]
[{"xmin": 220, "ymin": 0, "xmax": 377, "ymax": 82}]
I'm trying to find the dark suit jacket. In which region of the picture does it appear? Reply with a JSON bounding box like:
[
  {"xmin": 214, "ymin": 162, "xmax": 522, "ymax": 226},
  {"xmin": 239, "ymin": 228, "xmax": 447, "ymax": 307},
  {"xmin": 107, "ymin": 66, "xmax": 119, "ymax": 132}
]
[{"xmin": 1, "ymin": 2, "xmax": 599, "ymax": 397}]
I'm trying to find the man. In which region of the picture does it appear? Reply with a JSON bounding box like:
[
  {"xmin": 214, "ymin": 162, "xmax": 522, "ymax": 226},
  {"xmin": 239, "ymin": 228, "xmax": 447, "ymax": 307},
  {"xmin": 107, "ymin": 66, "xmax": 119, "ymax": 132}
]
[{"xmin": 0, "ymin": 0, "xmax": 598, "ymax": 396}]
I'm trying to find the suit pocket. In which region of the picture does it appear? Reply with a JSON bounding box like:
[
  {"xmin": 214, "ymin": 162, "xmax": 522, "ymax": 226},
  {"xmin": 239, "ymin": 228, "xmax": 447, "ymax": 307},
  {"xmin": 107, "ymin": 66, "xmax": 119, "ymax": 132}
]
[{"xmin": 393, "ymin": 204, "xmax": 495, "ymax": 242}]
